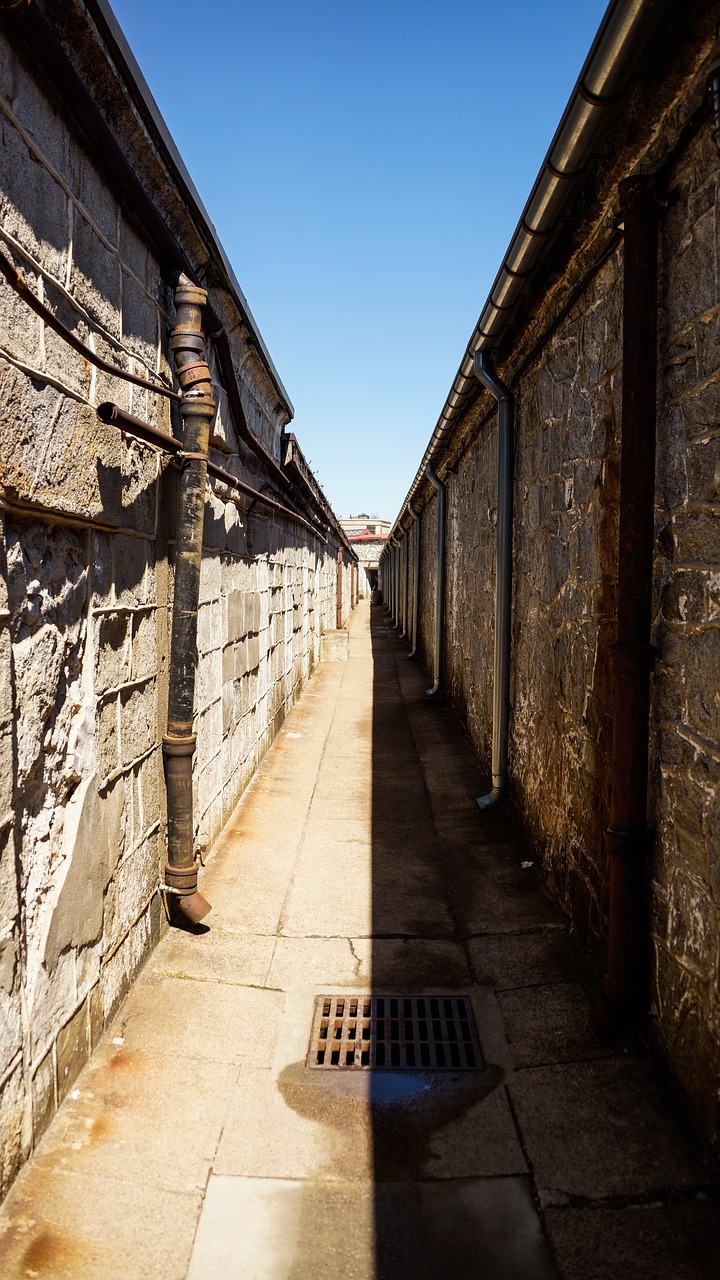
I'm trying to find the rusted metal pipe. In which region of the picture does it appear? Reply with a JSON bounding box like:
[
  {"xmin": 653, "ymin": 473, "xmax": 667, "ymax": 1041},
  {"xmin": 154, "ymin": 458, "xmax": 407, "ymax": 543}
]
[
  {"xmin": 96, "ymin": 403, "xmax": 324, "ymax": 538},
  {"xmin": 163, "ymin": 277, "xmax": 215, "ymax": 928},
  {"xmin": 399, "ymin": 528, "xmax": 409, "ymax": 640},
  {"xmin": 0, "ymin": 247, "xmax": 180, "ymax": 402},
  {"xmin": 407, "ymin": 502, "xmax": 420, "ymax": 659},
  {"xmin": 597, "ymin": 174, "xmax": 660, "ymax": 1023},
  {"xmin": 97, "ymin": 402, "xmax": 182, "ymax": 453},
  {"xmin": 336, "ymin": 547, "xmax": 343, "ymax": 629},
  {"xmin": 425, "ymin": 466, "xmax": 446, "ymax": 698}
]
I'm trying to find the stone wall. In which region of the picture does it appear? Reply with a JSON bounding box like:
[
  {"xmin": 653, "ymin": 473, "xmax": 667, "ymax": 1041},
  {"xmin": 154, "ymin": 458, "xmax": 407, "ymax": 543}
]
[
  {"xmin": 0, "ymin": 5, "xmax": 355, "ymax": 1197},
  {"xmin": 401, "ymin": 4, "xmax": 720, "ymax": 1150}
]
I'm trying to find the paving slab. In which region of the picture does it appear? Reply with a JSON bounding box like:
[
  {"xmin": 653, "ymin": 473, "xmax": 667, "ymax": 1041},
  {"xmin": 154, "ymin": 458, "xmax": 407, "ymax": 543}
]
[
  {"xmin": 509, "ymin": 1056, "xmax": 716, "ymax": 1199},
  {"xmin": 188, "ymin": 1174, "xmax": 557, "ymax": 1280},
  {"xmin": 0, "ymin": 1169, "xmax": 201, "ymax": 1280},
  {"xmin": 543, "ymin": 1197, "xmax": 720, "ymax": 1280}
]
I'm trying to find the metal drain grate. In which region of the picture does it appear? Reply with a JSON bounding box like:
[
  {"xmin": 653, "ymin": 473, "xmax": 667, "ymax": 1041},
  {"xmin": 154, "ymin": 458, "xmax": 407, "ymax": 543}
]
[{"xmin": 307, "ymin": 995, "xmax": 485, "ymax": 1071}]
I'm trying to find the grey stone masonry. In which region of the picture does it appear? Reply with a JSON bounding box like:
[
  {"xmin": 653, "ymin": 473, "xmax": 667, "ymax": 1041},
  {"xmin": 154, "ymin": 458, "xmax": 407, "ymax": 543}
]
[
  {"xmin": 0, "ymin": 4, "xmax": 356, "ymax": 1199},
  {"xmin": 404, "ymin": 1, "xmax": 720, "ymax": 1154}
]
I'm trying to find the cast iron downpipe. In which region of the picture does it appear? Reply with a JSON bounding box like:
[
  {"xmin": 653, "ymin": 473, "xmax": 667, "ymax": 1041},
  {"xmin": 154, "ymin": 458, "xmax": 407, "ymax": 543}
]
[
  {"xmin": 425, "ymin": 466, "xmax": 446, "ymax": 698},
  {"xmin": 599, "ymin": 174, "xmax": 660, "ymax": 1022},
  {"xmin": 400, "ymin": 525, "xmax": 409, "ymax": 641},
  {"xmin": 407, "ymin": 502, "xmax": 420, "ymax": 659},
  {"xmin": 336, "ymin": 547, "xmax": 343, "ymax": 629},
  {"xmin": 473, "ymin": 354, "xmax": 514, "ymax": 810},
  {"xmin": 163, "ymin": 277, "xmax": 215, "ymax": 926}
]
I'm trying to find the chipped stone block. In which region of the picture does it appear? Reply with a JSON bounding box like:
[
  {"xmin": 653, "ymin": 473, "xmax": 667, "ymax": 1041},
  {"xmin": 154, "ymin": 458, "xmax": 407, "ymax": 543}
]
[
  {"xmin": 97, "ymin": 695, "xmax": 119, "ymax": 777},
  {"xmin": 131, "ymin": 608, "xmax": 157, "ymax": 682},
  {"xmin": 94, "ymin": 609, "xmax": 129, "ymax": 693},
  {"xmin": 99, "ymin": 907, "xmax": 152, "ymax": 1025},
  {"xmin": 0, "ymin": 1058, "xmax": 26, "ymax": 1200},
  {"xmin": 119, "ymin": 684, "xmax": 154, "ymax": 768},
  {"xmin": 227, "ymin": 589, "xmax": 244, "ymax": 642},
  {"xmin": 31, "ymin": 1044, "xmax": 56, "ymax": 1143},
  {"xmin": 113, "ymin": 534, "xmax": 149, "ymax": 608}
]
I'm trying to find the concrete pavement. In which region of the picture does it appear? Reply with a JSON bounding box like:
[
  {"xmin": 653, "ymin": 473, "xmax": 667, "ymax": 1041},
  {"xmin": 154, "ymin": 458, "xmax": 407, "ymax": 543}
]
[{"xmin": 0, "ymin": 600, "xmax": 717, "ymax": 1278}]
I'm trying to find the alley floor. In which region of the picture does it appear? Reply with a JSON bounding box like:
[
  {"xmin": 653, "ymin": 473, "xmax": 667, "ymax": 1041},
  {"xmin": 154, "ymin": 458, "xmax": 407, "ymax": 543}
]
[{"xmin": 0, "ymin": 600, "xmax": 718, "ymax": 1278}]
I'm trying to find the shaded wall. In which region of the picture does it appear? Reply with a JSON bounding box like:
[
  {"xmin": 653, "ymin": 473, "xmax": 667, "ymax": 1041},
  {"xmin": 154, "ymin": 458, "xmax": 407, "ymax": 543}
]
[{"xmin": 407, "ymin": 8, "xmax": 720, "ymax": 1149}]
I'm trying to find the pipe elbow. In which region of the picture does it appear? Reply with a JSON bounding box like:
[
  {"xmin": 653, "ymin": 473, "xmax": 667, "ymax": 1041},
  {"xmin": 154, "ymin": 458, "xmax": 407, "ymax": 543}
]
[
  {"xmin": 426, "ymin": 684, "xmax": 440, "ymax": 698},
  {"xmin": 476, "ymin": 782, "xmax": 506, "ymax": 811}
]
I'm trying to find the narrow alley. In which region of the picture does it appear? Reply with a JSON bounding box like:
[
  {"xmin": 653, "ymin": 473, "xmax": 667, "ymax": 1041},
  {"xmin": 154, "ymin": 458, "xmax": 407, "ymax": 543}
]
[{"xmin": 0, "ymin": 600, "xmax": 716, "ymax": 1279}]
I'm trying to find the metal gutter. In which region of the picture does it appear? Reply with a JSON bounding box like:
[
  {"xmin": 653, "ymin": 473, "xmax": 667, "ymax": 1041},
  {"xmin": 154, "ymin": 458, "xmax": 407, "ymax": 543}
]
[{"xmin": 389, "ymin": 0, "xmax": 671, "ymax": 535}]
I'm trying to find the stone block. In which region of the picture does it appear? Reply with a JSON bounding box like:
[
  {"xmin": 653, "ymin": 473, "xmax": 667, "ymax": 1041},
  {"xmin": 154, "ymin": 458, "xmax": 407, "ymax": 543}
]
[
  {"xmin": 119, "ymin": 216, "xmax": 149, "ymax": 289},
  {"xmin": 70, "ymin": 211, "xmax": 121, "ymax": 338},
  {"xmin": 94, "ymin": 609, "xmax": 129, "ymax": 693},
  {"xmin": 99, "ymin": 909, "xmax": 152, "ymax": 1025},
  {"xmin": 222, "ymin": 681, "xmax": 235, "ymax": 735},
  {"xmin": 56, "ymin": 999, "xmax": 89, "ymax": 1103},
  {"xmin": 227, "ymin": 590, "xmax": 244, "ymax": 642},
  {"xmin": 90, "ymin": 531, "xmax": 114, "ymax": 605},
  {"xmin": 113, "ymin": 534, "xmax": 149, "ymax": 607},
  {"xmin": 222, "ymin": 644, "xmax": 235, "ymax": 685},
  {"xmin": 98, "ymin": 694, "xmax": 119, "ymax": 777},
  {"xmin": 32, "ymin": 1044, "xmax": 56, "ymax": 1143},
  {"xmin": 131, "ymin": 608, "xmax": 157, "ymax": 681},
  {"xmin": 120, "ymin": 436, "xmax": 159, "ymax": 537},
  {"xmin": 0, "ymin": 120, "xmax": 69, "ymax": 279},
  {"xmin": 44, "ymin": 775, "xmax": 123, "ymax": 973},
  {"xmin": 319, "ymin": 629, "xmax": 349, "ymax": 662},
  {"xmin": 89, "ymin": 982, "xmax": 104, "ymax": 1050},
  {"xmin": 247, "ymin": 634, "xmax": 260, "ymax": 671},
  {"xmin": 105, "ymin": 834, "xmax": 158, "ymax": 951},
  {"xmin": 0, "ymin": 1058, "xmax": 26, "ymax": 1201},
  {"xmin": 119, "ymin": 684, "xmax": 154, "ymax": 768},
  {"xmin": 668, "ymin": 870, "xmax": 718, "ymax": 982},
  {"xmin": 121, "ymin": 270, "xmax": 159, "ymax": 368},
  {"xmin": 199, "ymin": 553, "xmax": 221, "ymax": 607}
]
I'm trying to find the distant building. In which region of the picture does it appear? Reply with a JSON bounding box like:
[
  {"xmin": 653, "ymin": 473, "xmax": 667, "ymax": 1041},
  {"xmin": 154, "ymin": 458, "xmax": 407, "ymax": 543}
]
[
  {"xmin": 339, "ymin": 514, "xmax": 391, "ymax": 539},
  {"xmin": 339, "ymin": 516, "xmax": 389, "ymax": 588}
]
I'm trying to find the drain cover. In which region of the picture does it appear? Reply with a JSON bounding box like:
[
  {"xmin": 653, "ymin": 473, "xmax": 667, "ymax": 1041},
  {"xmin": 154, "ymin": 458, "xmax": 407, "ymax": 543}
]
[{"xmin": 307, "ymin": 995, "xmax": 484, "ymax": 1071}]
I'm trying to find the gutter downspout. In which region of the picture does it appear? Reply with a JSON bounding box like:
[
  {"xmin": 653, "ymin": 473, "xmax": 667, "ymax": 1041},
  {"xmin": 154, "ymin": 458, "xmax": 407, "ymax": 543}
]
[
  {"xmin": 473, "ymin": 354, "xmax": 514, "ymax": 810},
  {"xmin": 425, "ymin": 467, "xmax": 446, "ymax": 698},
  {"xmin": 400, "ymin": 525, "xmax": 409, "ymax": 641},
  {"xmin": 597, "ymin": 174, "xmax": 660, "ymax": 1025},
  {"xmin": 336, "ymin": 547, "xmax": 343, "ymax": 629},
  {"xmin": 163, "ymin": 276, "xmax": 215, "ymax": 926},
  {"xmin": 408, "ymin": 502, "xmax": 420, "ymax": 659}
]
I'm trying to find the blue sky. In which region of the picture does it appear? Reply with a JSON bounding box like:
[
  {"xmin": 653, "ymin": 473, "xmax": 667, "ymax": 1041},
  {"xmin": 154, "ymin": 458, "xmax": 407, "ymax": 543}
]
[{"xmin": 111, "ymin": 0, "xmax": 608, "ymax": 519}]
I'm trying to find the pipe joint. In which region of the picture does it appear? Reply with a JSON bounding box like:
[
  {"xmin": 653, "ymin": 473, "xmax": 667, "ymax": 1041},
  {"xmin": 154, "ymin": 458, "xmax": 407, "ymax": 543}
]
[
  {"xmin": 604, "ymin": 825, "xmax": 655, "ymax": 861},
  {"xmin": 163, "ymin": 733, "xmax": 196, "ymax": 758},
  {"xmin": 476, "ymin": 783, "xmax": 505, "ymax": 811}
]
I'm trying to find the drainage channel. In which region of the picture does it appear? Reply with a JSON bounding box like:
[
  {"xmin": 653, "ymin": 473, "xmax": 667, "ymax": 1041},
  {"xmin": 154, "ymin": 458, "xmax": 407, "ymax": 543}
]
[{"xmin": 307, "ymin": 995, "xmax": 485, "ymax": 1071}]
